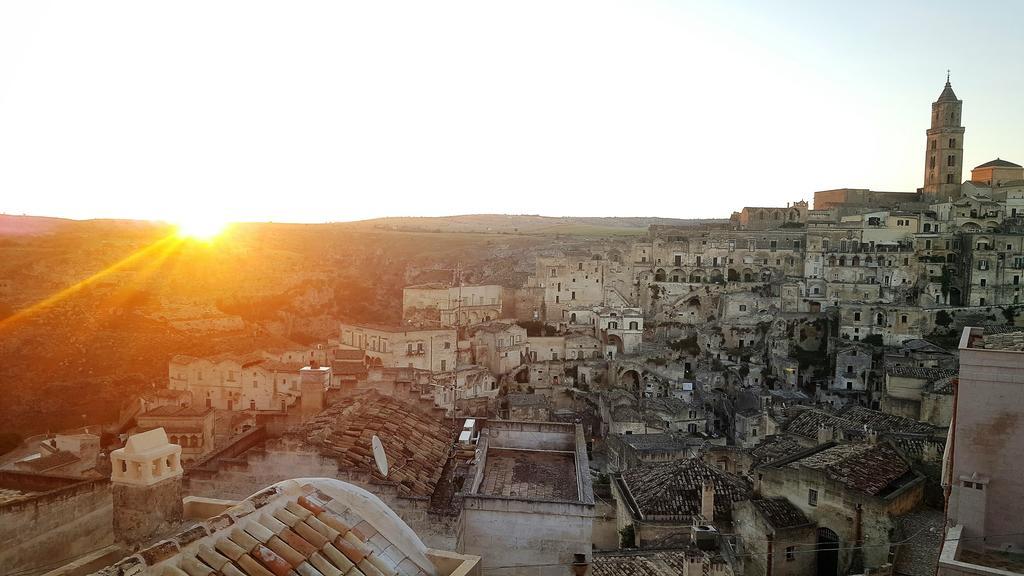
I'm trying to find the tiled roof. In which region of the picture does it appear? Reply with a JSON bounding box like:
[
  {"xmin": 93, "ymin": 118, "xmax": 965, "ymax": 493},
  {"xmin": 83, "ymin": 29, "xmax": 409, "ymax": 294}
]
[
  {"xmin": 975, "ymin": 158, "xmax": 1021, "ymax": 169},
  {"xmin": 936, "ymin": 81, "xmax": 958, "ymax": 102},
  {"xmin": 928, "ymin": 376, "xmax": 956, "ymax": 394},
  {"xmin": 332, "ymin": 361, "xmax": 369, "ymax": 375},
  {"xmin": 291, "ymin": 392, "xmax": 455, "ymax": 498},
  {"xmin": 787, "ymin": 442, "xmax": 914, "ymax": 496},
  {"xmin": 886, "ymin": 434, "xmax": 945, "ymax": 459},
  {"xmin": 785, "ymin": 406, "xmax": 936, "ymax": 440},
  {"xmin": 506, "ymin": 393, "xmax": 548, "ymax": 407},
  {"xmin": 612, "ymin": 405, "xmax": 644, "ymax": 423},
  {"xmin": 748, "ymin": 435, "xmax": 805, "ymax": 468},
  {"xmin": 333, "ymin": 348, "xmax": 366, "ymax": 361},
  {"xmin": 617, "ymin": 433, "xmax": 692, "ymax": 452},
  {"xmin": 91, "ymin": 478, "xmax": 452, "ymax": 576},
  {"xmin": 593, "ymin": 549, "xmax": 723, "ymax": 576},
  {"xmin": 898, "ymin": 339, "xmax": 951, "ymax": 354},
  {"xmin": 642, "ymin": 397, "xmax": 697, "ymax": 415},
  {"xmin": 884, "ymin": 366, "xmax": 957, "ymax": 381},
  {"xmin": 620, "ymin": 459, "xmax": 750, "ymax": 522},
  {"xmin": 479, "ymin": 449, "xmax": 578, "ymax": 501},
  {"xmin": 751, "ymin": 498, "xmax": 810, "ymax": 530},
  {"xmin": 19, "ymin": 450, "xmax": 80, "ymax": 472},
  {"xmin": 837, "ymin": 406, "xmax": 938, "ymax": 435},
  {"xmin": 784, "ymin": 410, "xmax": 848, "ymax": 440}
]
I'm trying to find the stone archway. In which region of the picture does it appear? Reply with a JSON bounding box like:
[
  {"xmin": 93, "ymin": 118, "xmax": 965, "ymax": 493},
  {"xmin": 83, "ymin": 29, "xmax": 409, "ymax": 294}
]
[
  {"xmin": 621, "ymin": 369, "xmax": 641, "ymax": 391},
  {"xmin": 608, "ymin": 334, "xmax": 625, "ymax": 356},
  {"xmin": 816, "ymin": 527, "xmax": 840, "ymax": 576}
]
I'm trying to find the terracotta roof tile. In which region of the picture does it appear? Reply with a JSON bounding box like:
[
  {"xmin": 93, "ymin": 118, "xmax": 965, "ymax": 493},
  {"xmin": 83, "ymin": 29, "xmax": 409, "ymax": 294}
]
[
  {"xmin": 620, "ymin": 459, "xmax": 750, "ymax": 522},
  {"xmin": 290, "ymin": 392, "xmax": 455, "ymax": 498}
]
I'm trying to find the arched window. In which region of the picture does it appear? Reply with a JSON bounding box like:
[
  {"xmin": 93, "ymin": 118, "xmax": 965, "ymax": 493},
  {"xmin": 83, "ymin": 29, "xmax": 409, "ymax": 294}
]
[{"xmin": 629, "ymin": 321, "xmax": 638, "ymax": 330}]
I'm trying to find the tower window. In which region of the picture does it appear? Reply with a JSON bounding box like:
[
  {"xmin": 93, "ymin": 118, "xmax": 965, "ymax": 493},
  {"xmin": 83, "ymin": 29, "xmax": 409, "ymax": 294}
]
[
  {"xmin": 949, "ymin": 138, "xmax": 956, "ymax": 148},
  {"xmin": 947, "ymin": 174, "xmax": 955, "ymax": 183},
  {"xmin": 930, "ymin": 139, "xmax": 937, "ymax": 150},
  {"xmin": 947, "ymin": 155, "xmax": 955, "ymax": 166},
  {"xmin": 930, "ymin": 156, "xmax": 936, "ymax": 169}
]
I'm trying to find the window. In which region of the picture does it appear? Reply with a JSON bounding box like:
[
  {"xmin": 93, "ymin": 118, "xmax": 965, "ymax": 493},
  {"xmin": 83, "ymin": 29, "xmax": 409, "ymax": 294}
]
[
  {"xmin": 949, "ymin": 138, "xmax": 956, "ymax": 148},
  {"xmin": 901, "ymin": 315, "xmax": 908, "ymax": 324},
  {"xmin": 440, "ymin": 359, "xmax": 446, "ymax": 371},
  {"xmin": 980, "ymin": 279, "xmax": 987, "ymax": 287},
  {"xmin": 808, "ymin": 488, "xmax": 818, "ymax": 506},
  {"xmin": 739, "ymin": 305, "xmax": 747, "ymax": 312},
  {"xmin": 854, "ymin": 312, "xmax": 861, "ymax": 321},
  {"xmin": 571, "ymin": 291, "xmax": 576, "ymax": 300},
  {"xmin": 752, "ymin": 428, "xmax": 758, "ymax": 437},
  {"xmin": 947, "ymin": 155, "xmax": 956, "ymax": 166},
  {"xmin": 947, "ymin": 173, "xmax": 955, "ymax": 183},
  {"xmin": 444, "ymin": 341, "xmax": 451, "ymax": 349},
  {"xmin": 786, "ymin": 547, "xmax": 796, "ymax": 562}
]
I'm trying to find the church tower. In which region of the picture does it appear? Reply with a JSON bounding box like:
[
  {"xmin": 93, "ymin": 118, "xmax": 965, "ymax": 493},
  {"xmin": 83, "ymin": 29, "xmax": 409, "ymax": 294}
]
[{"xmin": 923, "ymin": 74, "xmax": 965, "ymax": 202}]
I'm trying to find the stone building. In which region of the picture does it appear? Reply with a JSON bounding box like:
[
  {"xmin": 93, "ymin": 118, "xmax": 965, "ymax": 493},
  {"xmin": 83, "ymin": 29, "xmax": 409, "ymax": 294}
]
[
  {"xmin": 168, "ymin": 353, "xmax": 307, "ymax": 412},
  {"xmin": 612, "ymin": 459, "xmax": 751, "ymax": 548},
  {"xmin": 605, "ymin": 433, "xmax": 699, "ymax": 473},
  {"xmin": 337, "ymin": 323, "xmax": 457, "ymax": 373},
  {"xmin": 459, "ymin": 420, "xmax": 594, "ymax": 575},
  {"xmin": 731, "ymin": 497, "xmax": 816, "ymax": 576},
  {"xmin": 467, "ymin": 321, "xmax": 526, "ymax": 375},
  {"xmin": 402, "ymin": 282, "xmax": 502, "ymax": 327},
  {"xmin": 945, "ymin": 328, "xmax": 1024, "ymax": 556},
  {"xmin": 923, "ymin": 77, "xmax": 965, "ymax": 202},
  {"xmin": 736, "ymin": 201, "xmax": 808, "ymax": 230},
  {"xmin": 879, "ymin": 366, "xmax": 957, "ymax": 423},
  {"xmin": 135, "ymin": 405, "xmax": 216, "ymax": 463},
  {"xmin": 757, "ymin": 440, "xmax": 925, "ymax": 575},
  {"xmin": 526, "ymin": 252, "xmax": 610, "ymax": 322}
]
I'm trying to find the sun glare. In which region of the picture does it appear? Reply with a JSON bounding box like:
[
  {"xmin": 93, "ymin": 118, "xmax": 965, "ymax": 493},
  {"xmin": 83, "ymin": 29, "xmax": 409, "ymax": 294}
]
[{"xmin": 173, "ymin": 217, "xmax": 230, "ymax": 241}]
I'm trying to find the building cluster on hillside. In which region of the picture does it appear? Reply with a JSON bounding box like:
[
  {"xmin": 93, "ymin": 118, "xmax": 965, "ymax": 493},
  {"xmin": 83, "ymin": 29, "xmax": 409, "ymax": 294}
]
[{"xmin": 5, "ymin": 78, "xmax": 1024, "ymax": 576}]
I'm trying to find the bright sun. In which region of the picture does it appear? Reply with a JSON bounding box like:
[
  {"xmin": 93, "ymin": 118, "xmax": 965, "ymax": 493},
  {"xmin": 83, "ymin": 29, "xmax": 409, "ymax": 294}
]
[{"xmin": 173, "ymin": 217, "xmax": 230, "ymax": 241}]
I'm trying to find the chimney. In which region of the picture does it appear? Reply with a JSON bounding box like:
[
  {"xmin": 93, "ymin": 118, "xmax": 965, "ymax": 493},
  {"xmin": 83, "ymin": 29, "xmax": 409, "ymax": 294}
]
[
  {"xmin": 817, "ymin": 424, "xmax": 834, "ymax": 445},
  {"xmin": 110, "ymin": 428, "xmax": 184, "ymax": 546},
  {"xmin": 701, "ymin": 481, "xmax": 715, "ymax": 522},
  {"xmin": 570, "ymin": 553, "xmax": 589, "ymax": 576}
]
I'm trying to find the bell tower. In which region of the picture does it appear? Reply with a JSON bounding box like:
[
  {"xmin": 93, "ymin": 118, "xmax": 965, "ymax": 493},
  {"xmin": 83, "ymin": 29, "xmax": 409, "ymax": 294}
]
[{"xmin": 923, "ymin": 72, "xmax": 965, "ymax": 202}]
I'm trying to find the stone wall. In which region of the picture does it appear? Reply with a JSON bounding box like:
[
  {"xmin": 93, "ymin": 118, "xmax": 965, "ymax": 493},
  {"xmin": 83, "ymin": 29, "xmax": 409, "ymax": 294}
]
[
  {"xmin": 0, "ymin": 474, "xmax": 113, "ymax": 575},
  {"xmin": 112, "ymin": 476, "xmax": 182, "ymax": 545}
]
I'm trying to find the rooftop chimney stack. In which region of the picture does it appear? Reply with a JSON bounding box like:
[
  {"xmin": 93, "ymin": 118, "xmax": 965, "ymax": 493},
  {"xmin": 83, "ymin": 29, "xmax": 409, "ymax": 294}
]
[
  {"xmin": 817, "ymin": 424, "xmax": 834, "ymax": 445},
  {"xmin": 701, "ymin": 481, "xmax": 715, "ymax": 522},
  {"xmin": 110, "ymin": 428, "xmax": 184, "ymax": 546}
]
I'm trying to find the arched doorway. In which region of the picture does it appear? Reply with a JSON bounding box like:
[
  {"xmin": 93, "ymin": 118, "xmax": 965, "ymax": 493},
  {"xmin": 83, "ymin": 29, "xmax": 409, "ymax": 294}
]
[
  {"xmin": 654, "ymin": 269, "xmax": 666, "ymax": 282},
  {"xmin": 621, "ymin": 369, "xmax": 641, "ymax": 391},
  {"xmin": 816, "ymin": 527, "xmax": 840, "ymax": 576},
  {"xmin": 608, "ymin": 334, "xmax": 625, "ymax": 356}
]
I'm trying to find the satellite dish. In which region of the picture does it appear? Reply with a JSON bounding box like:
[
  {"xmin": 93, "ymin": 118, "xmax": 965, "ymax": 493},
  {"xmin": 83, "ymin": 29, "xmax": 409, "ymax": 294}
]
[{"xmin": 371, "ymin": 435, "xmax": 389, "ymax": 477}]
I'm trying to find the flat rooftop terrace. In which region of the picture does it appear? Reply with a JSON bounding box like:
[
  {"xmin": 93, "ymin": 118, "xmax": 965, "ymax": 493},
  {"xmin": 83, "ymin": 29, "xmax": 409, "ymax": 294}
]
[{"xmin": 479, "ymin": 448, "xmax": 579, "ymax": 501}]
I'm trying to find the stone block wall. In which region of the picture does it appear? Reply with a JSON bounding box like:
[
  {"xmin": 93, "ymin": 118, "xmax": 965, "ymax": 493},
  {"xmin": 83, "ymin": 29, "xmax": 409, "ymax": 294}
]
[{"xmin": 0, "ymin": 476, "xmax": 113, "ymax": 575}]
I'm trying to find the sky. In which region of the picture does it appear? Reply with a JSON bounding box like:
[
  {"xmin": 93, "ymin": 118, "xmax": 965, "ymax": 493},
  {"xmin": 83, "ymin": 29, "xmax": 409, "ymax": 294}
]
[{"xmin": 1, "ymin": 1, "xmax": 1022, "ymax": 224}]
